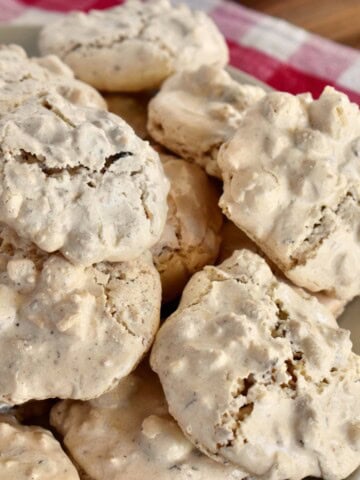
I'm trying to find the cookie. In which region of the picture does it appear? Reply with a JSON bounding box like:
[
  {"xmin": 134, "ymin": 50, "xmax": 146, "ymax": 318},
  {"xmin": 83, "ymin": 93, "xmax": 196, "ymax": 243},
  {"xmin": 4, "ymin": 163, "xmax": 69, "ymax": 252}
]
[
  {"xmin": 0, "ymin": 415, "xmax": 79, "ymax": 479},
  {"xmin": 0, "ymin": 93, "xmax": 169, "ymax": 266},
  {"xmin": 0, "ymin": 44, "xmax": 106, "ymax": 112},
  {"xmin": 218, "ymin": 87, "xmax": 360, "ymax": 302},
  {"xmin": 151, "ymin": 154, "xmax": 223, "ymax": 302},
  {"xmin": 151, "ymin": 250, "xmax": 360, "ymax": 480},
  {"xmin": 38, "ymin": 0, "xmax": 228, "ymax": 92},
  {"xmin": 105, "ymin": 92, "xmax": 151, "ymax": 139},
  {"xmin": 147, "ymin": 66, "xmax": 265, "ymax": 177},
  {"xmin": 50, "ymin": 366, "xmax": 247, "ymax": 480},
  {"xmin": 219, "ymin": 221, "xmax": 347, "ymax": 317},
  {"xmin": 0, "ymin": 225, "xmax": 160, "ymax": 405}
]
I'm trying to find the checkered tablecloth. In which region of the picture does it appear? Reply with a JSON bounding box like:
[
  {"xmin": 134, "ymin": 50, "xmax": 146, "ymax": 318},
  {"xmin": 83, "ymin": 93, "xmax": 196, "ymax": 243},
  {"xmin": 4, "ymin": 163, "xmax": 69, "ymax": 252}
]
[{"xmin": 0, "ymin": 0, "xmax": 359, "ymax": 103}]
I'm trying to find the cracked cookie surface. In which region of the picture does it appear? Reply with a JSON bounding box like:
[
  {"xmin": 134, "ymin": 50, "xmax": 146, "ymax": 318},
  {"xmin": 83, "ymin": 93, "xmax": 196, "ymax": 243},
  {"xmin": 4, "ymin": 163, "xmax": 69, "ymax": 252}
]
[
  {"xmin": 0, "ymin": 415, "xmax": 79, "ymax": 479},
  {"xmin": 0, "ymin": 225, "xmax": 160, "ymax": 405},
  {"xmin": 219, "ymin": 221, "xmax": 347, "ymax": 317},
  {"xmin": 151, "ymin": 154, "xmax": 223, "ymax": 302},
  {"xmin": 38, "ymin": 0, "xmax": 228, "ymax": 92},
  {"xmin": 151, "ymin": 249, "xmax": 360, "ymax": 480},
  {"xmin": 51, "ymin": 366, "xmax": 246, "ymax": 480},
  {"xmin": 218, "ymin": 87, "xmax": 360, "ymax": 301},
  {"xmin": 148, "ymin": 66, "xmax": 265, "ymax": 177},
  {"xmin": 0, "ymin": 93, "xmax": 169, "ymax": 265},
  {"xmin": 0, "ymin": 44, "xmax": 106, "ymax": 112}
]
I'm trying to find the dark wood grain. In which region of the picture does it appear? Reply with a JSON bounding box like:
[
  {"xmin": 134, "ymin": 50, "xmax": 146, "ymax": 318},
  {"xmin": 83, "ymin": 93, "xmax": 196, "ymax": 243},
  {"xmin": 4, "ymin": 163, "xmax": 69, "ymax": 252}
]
[{"xmin": 237, "ymin": 0, "xmax": 360, "ymax": 48}]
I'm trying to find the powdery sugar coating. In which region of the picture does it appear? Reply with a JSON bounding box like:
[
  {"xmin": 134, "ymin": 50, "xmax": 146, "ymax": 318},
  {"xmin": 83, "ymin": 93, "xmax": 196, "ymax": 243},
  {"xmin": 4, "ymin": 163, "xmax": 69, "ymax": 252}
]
[
  {"xmin": 0, "ymin": 415, "xmax": 79, "ymax": 479},
  {"xmin": 151, "ymin": 154, "xmax": 223, "ymax": 302},
  {"xmin": 0, "ymin": 44, "xmax": 106, "ymax": 112},
  {"xmin": 39, "ymin": 0, "xmax": 228, "ymax": 92},
  {"xmin": 219, "ymin": 87, "xmax": 360, "ymax": 301},
  {"xmin": 0, "ymin": 226, "xmax": 160, "ymax": 405},
  {"xmin": 0, "ymin": 93, "xmax": 169, "ymax": 265},
  {"xmin": 151, "ymin": 250, "xmax": 360, "ymax": 480},
  {"xmin": 51, "ymin": 368, "xmax": 246, "ymax": 480},
  {"xmin": 148, "ymin": 66, "xmax": 265, "ymax": 177}
]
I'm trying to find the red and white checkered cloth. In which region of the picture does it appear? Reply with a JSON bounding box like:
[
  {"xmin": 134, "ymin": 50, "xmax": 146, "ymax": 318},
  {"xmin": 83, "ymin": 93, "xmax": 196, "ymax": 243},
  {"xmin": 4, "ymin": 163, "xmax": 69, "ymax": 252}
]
[{"xmin": 0, "ymin": 0, "xmax": 359, "ymax": 103}]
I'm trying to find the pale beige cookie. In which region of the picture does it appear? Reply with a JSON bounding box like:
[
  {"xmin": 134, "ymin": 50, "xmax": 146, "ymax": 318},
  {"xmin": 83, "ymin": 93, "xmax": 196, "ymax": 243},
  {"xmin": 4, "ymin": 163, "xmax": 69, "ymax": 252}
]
[
  {"xmin": 151, "ymin": 250, "xmax": 360, "ymax": 480},
  {"xmin": 218, "ymin": 87, "xmax": 360, "ymax": 302},
  {"xmin": 219, "ymin": 221, "xmax": 347, "ymax": 317},
  {"xmin": 151, "ymin": 154, "xmax": 223, "ymax": 302},
  {"xmin": 105, "ymin": 91, "xmax": 152, "ymax": 139},
  {"xmin": 0, "ymin": 44, "xmax": 106, "ymax": 112},
  {"xmin": 0, "ymin": 415, "xmax": 79, "ymax": 479},
  {"xmin": 50, "ymin": 366, "xmax": 247, "ymax": 480},
  {"xmin": 38, "ymin": 0, "xmax": 228, "ymax": 92},
  {"xmin": 0, "ymin": 225, "xmax": 160, "ymax": 405},
  {"xmin": 148, "ymin": 66, "xmax": 265, "ymax": 177},
  {"xmin": 0, "ymin": 93, "xmax": 169, "ymax": 266}
]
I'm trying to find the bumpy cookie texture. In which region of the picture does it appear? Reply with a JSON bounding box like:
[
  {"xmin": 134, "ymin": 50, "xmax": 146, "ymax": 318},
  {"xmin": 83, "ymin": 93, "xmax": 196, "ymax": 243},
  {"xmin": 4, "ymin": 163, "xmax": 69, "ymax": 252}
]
[
  {"xmin": 0, "ymin": 44, "xmax": 106, "ymax": 112},
  {"xmin": 0, "ymin": 225, "xmax": 160, "ymax": 405},
  {"xmin": 151, "ymin": 250, "xmax": 360, "ymax": 480},
  {"xmin": 105, "ymin": 92, "xmax": 151, "ymax": 139},
  {"xmin": 219, "ymin": 87, "xmax": 360, "ymax": 301},
  {"xmin": 219, "ymin": 221, "xmax": 347, "ymax": 317},
  {"xmin": 38, "ymin": 0, "xmax": 228, "ymax": 92},
  {"xmin": 0, "ymin": 93, "xmax": 169, "ymax": 265},
  {"xmin": 51, "ymin": 367, "xmax": 247, "ymax": 480},
  {"xmin": 0, "ymin": 415, "xmax": 79, "ymax": 479},
  {"xmin": 151, "ymin": 154, "xmax": 223, "ymax": 302},
  {"xmin": 148, "ymin": 66, "xmax": 265, "ymax": 177}
]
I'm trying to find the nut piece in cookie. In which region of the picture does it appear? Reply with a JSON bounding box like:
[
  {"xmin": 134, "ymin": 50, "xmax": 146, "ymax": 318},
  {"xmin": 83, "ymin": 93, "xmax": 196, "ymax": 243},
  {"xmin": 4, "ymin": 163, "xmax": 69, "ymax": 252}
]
[
  {"xmin": 148, "ymin": 65, "xmax": 265, "ymax": 177},
  {"xmin": 0, "ymin": 226, "xmax": 160, "ymax": 405},
  {"xmin": 219, "ymin": 87, "xmax": 360, "ymax": 302},
  {"xmin": 151, "ymin": 154, "xmax": 223, "ymax": 302},
  {"xmin": 0, "ymin": 44, "xmax": 106, "ymax": 112},
  {"xmin": 219, "ymin": 221, "xmax": 347, "ymax": 317},
  {"xmin": 38, "ymin": 0, "xmax": 228, "ymax": 92},
  {"xmin": 50, "ymin": 365, "xmax": 247, "ymax": 480},
  {"xmin": 0, "ymin": 415, "xmax": 79, "ymax": 479},
  {"xmin": 0, "ymin": 93, "xmax": 169, "ymax": 266},
  {"xmin": 151, "ymin": 249, "xmax": 360, "ymax": 480}
]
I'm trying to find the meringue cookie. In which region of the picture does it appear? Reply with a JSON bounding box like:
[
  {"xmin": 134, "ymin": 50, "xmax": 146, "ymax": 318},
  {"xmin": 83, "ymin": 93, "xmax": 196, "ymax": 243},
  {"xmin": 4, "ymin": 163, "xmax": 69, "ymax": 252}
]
[
  {"xmin": 51, "ymin": 367, "xmax": 246, "ymax": 480},
  {"xmin": 39, "ymin": 0, "xmax": 228, "ymax": 92},
  {"xmin": 0, "ymin": 93, "xmax": 169, "ymax": 265},
  {"xmin": 148, "ymin": 66, "xmax": 265, "ymax": 177},
  {"xmin": 151, "ymin": 249, "xmax": 360, "ymax": 480},
  {"xmin": 151, "ymin": 154, "xmax": 222, "ymax": 302},
  {"xmin": 0, "ymin": 225, "xmax": 160, "ymax": 405},
  {"xmin": 0, "ymin": 44, "xmax": 106, "ymax": 112},
  {"xmin": 219, "ymin": 87, "xmax": 360, "ymax": 302},
  {"xmin": 0, "ymin": 415, "xmax": 79, "ymax": 479}
]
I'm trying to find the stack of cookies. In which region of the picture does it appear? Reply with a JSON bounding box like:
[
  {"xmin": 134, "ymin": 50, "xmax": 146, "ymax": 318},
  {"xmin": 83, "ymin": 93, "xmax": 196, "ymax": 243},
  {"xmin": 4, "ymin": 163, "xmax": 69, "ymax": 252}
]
[{"xmin": 0, "ymin": 1, "xmax": 359, "ymax": 480}]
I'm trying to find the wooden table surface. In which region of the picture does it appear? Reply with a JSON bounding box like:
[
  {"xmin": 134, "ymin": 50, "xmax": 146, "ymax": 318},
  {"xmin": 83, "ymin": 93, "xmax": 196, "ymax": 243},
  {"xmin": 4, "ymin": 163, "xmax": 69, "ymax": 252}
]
[{"xmin": 238, "ymin": 0, "xmax": 360, "ymax": 49}]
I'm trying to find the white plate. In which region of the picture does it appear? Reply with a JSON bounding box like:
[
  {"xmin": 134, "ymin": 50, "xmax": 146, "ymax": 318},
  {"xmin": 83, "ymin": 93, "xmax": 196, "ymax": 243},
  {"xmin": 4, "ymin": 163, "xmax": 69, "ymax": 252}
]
[{"xmin": 0, "ymin": 23, "xmax": 359, "ymax": 480}]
